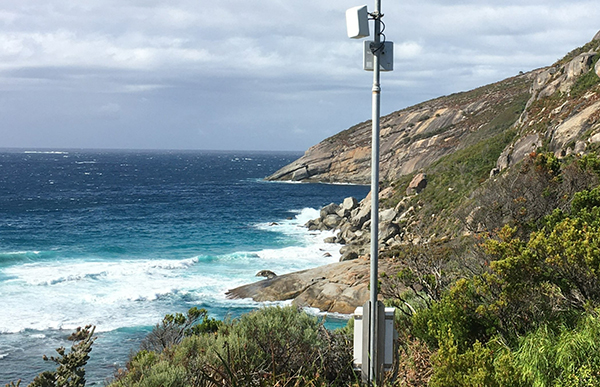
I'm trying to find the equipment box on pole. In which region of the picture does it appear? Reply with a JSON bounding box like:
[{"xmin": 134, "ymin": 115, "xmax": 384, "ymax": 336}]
[
  {"xmin": 363, "ymin": 41, "xmax": 394, "ymax": 71},
  {"xmin": 353, "ymin": 305, "xmax": 396, "ymax": 371}
]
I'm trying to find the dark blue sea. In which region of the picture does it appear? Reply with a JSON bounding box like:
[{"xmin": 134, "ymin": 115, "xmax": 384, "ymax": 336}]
[{"xmin": 0, "ymin": 149, "xmax": 370, "ymax": 385}]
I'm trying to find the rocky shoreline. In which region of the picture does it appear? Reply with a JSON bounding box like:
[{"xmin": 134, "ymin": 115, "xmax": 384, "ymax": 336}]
[
  {"xmin": 226, "ymin": 257, "xmax": 374, "ymax": 314},
  {"xmin": 306, "ymin": 174, "xmax": 426, "ymax": 261},
  {"xmin": 226, "ymin": 192, "xmax": 410, "ymax": 314}
]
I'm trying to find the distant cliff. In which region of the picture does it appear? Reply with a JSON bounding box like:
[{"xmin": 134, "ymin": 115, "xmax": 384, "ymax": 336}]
[{"xmin": 267, "ymin": 32, "xmax": 600, "ymax": 186}]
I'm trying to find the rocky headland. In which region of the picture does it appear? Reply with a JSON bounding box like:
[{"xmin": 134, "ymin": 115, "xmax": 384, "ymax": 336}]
[
  {"xmin": 266, "ymin": 32, "xmax": 600, "ymax": 186},
  {"xmin": 228, "ymin": 32, "xmax": 600, "ymax": 315}
]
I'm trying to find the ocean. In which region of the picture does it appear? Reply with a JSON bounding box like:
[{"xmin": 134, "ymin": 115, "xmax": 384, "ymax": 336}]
[{"xmin": 0, "ymin": 149, "xmax": 370, "ymax": 385}]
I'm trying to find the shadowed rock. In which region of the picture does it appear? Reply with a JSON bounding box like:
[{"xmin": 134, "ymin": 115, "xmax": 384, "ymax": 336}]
[
  {"xmin": 256, "ymin": 270, "xmax": 277, "ymax": 279},
  {"xmin": 406, "ymin": 173, "xmax": 427, "ymax": 195}
]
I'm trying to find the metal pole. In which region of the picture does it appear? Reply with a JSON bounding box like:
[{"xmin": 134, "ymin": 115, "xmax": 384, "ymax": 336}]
[{"xmin": 369, "ymin": 0, "xmax": 382, "ymax": 384}]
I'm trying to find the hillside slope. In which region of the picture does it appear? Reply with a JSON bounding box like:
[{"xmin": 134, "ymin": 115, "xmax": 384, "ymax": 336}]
[{"xmin": 267, "ymin": 32, "xmax": 600, "ymax": 186}]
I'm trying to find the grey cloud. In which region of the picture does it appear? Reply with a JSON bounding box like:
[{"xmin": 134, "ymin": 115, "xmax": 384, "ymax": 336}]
[{"xmin": 0, "ymin": 0, "xmax": 598, "ymax": 150}]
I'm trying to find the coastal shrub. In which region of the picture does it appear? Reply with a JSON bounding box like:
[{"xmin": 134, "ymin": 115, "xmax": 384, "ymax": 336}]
[
  {"xmin": 514, "ymin": 312, "xmax": 600, "ymax": 387},
  {"xmin": 429, "ymin": 330, "xmax": 495, "ymax": 387},
  {"xmin": 233, "ymin": 305, "xmax": 321, "ymax": 374},
  {"xmin": 140, "ymin": 307, "xmax": 221, "ymax": 353},
  {"xmin": 135, "ymin": 362, "xmax": 186, "ymax": 387},
  {"xmin": 200, "ymin": 306, "xmax": 355, "ymax": 385},
  {"xmin": 429, "ymin": 331, "xmax": 525, "ymax": 387},
  {"xmin": 395, "ymin": 335, "xmax": 434, "ymax": 386},
  {"xmin": 402, "ymin": 182, "xmax": 600, "ymax": 385},
  {"xmin": 112, "ymin": 350, "xmax": 161, "ymax": 386},
  {"xmin": 569, "ymin": 186, "xmax": 600, "ymax": 229},
  {"xmin": 110, "ymin": 306, "xmax": 356, "ymax": 387},
  {"xmin": 466, "ymin": 153, "xmax": 600, "ymax": 238},
  {"xmin": 483, "ymin": 209, "xmax": 600, "ymax": 337},
  {"xmin": 381, "ymin": 239, "xmax": 468, "ymax": 320},
  {"xmin": 428, "ymin": 206, "xmax": 600, "ymax": 347},
  {"xmin": 25, "ymin": 325, "xmax": 96, "ymax": 387},
  {"xmin": 410, "ymin": 276, "xmax": 501, "ymax": 353},
  {"xmin": 112, "ymin": 350, "xmax": 186, "ymax": 387},
  {"xmin": 391, "ymin": 157, "xmax": 600, "ymax": 386}
]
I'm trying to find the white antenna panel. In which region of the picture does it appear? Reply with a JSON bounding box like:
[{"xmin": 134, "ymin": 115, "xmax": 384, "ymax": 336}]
[{"xmin": 346, "ymin": 5, "xmax": 370, "ymax": 39}]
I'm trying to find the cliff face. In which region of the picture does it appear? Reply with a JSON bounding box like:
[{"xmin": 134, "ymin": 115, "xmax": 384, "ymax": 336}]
[
  {"xmin": 267, "ymin": 32, "xmax": 600, "ymax": 185},
  {"xmin": 498, "ymin": 36, "xmax": 600, "ymax": 170},
  {"xmin": 267, "ymin": 73, "xmax": 536, "ymax": 184}
]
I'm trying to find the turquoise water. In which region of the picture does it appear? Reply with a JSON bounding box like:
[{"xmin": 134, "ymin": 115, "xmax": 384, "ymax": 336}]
[{"xmin": 0, "ymin": 149, "xmax": 369, "ymax": 384}]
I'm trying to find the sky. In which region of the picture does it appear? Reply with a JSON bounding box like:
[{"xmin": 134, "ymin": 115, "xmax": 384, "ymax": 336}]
[{"xmin": 0, "ymin": 1, "xmax": 598, "ymax": 152}]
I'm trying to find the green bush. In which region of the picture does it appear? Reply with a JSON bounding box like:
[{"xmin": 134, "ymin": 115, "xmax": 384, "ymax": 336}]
[
  {"xmin": 134, "ymin": 362, "xmax": 186, "ymax": 387},
  {"xmin": 411, "ymin": 279, "xmax": 497, "ymax": 352},
  {"xmin": 29, "ymin": 326, "xmax": 96, "ymax": 387},
  {"xmin": 140, "ymin": 307, "xmax": 221, "ymax": 353},
  {"xmin": 405, "ymin": 179, "xmax": 600, "ymax": 386},
  {"xmin": 429, "ymin": 330, "xmax": 498, "ymax": 387},
  {"xmin": 110, "ymin": 306, "xmax": 356, "ymax": 387},
  {"xmin": 112, "ymin": 352, "xmax": 186, "ymax": 387},
  {"xmin": 515, "ymin": 313, "xmax": 600, "ymax": 387},
  {"xmin": 195, "ymin": 306, "xmax": 355, "ymax": 386}
]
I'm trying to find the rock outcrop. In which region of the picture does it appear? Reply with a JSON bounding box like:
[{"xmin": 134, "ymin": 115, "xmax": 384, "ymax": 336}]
[
  {"xmin": 406, "ymin": 173, "xmax": 427, "ymax": 195},
  {"xmin": 266, "ymin": 72, "xmax": 536, "ymax": 184},
  {"xmin": 256, "ymin": 270, "xmax": 277, "ymax": 279},
  {"xmin": 267, "ymin": 31, "xmax": 600, "ymax": 186},
  {"xmin": 497, "ymin": 34, "xmax": 600, "ymax": 170},
  {"xmin": 306, "ymin": 193, "xmax": 417, "ymax": 261},
  {"xmin": 226, "ymin": 257, "xmax": 399, "ymax": 314}
]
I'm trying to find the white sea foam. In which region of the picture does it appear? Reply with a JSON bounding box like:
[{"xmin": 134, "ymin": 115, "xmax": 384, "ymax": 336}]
[
  {"xmin": 0, "ymin": 251, "xmax": 40, "ymax": 256},
  {"xmin": 0, "ymin": 250, "xmax": 268, "ymax": 333},
  {"xmin": 0, "ymin": 255, "xmax": 215, "ymax": 332},
  {"xmin": 252, "ymin": 210, "xmax": 341, "ymax": 275},
  {"xmin": 23, "ymin": 151, "xmax": 68, "ymax": 154},
  {"xmin": 255, "ymin": 207, "xmax": 320, "ymax": 235},
  {"xmin": 0, "ymin": 207, "xmax": 341, "ymax": 335},
  {"xmin": 269, "ymin": 179, "xmax": 304, "ymax": 184},
  {"xmin": 302, "ymin": 306, "xmax": 353, "ymax": 320}
]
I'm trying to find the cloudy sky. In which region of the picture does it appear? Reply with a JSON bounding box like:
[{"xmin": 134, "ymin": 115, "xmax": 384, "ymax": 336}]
[{"xmin": 0, "ymin": 0, "xmax": 598, "ymax": 151}]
